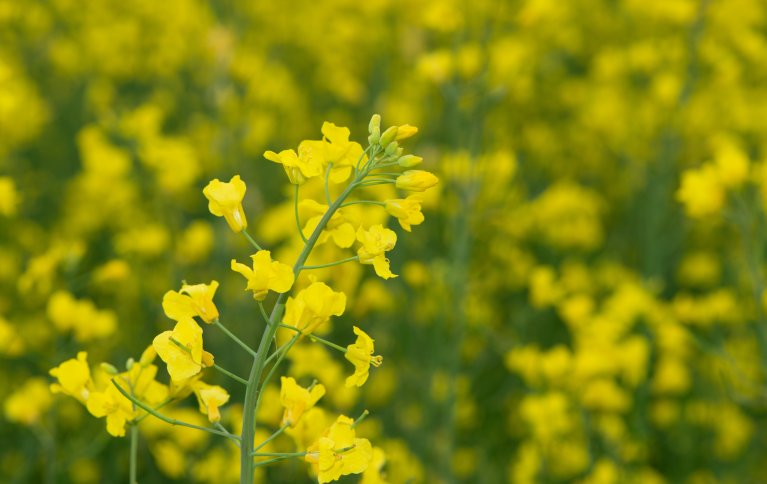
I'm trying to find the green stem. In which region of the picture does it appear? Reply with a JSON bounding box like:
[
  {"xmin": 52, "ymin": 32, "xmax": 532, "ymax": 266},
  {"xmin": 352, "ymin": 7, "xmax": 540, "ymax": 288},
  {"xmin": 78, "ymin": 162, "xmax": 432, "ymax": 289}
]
[
  {"xmin": 213, "ymin": 364, "xmax": 248, "ymax": 385},
  {"xmin": 253, "ymin": 455, "xmax": 303, "ymax": 468},
  {"xmin": 134, "ymin": 398, "xmax": 174, "ymax": 424},
  {"xmin": 252, "ymin": 451, "xmax": 308, "ymax": 458},
  {"xmin": 243, "ymin": 231, "xmax": 264, "ymax": 251},
  {"xmin": 214, "ymin": 320, "xmax": 257, "ymax": 358},
  {"xmin": 280, "ymin": 324, "xmax": 347, "ymax": 353},
  {"xmin": 129, "ymin": 424, "xmax": 138, "ymax": 484},
  {"xmin": 351, "ymin": 409, "xmax": 369, "ymax": 429},
  {"xmin": 256, "ymin": 334, "xmax": 300, "ymax": 416},
  {"xmin": 340, "ymin": 200, "xmax": 386, "ymax": 208},
  {"xmin": 239, "ymin": 175, "xmax": 362, "ymax": 483},
  {"xmin": 254, "ymin": 424, "xmax": 289, "ymax": 453},
  {"xmin": 214, "ymin": 422, "xmax": 240, "ymax": 446},
  {"xmin": 295, "ymin": 184, "xmax": 308, "ymax": 243},
  {"xmin": 301, "ymin": 256, "xmax": 359, "ymax": 270},
  {"xmin": 112, "ymin": 381, "xmax": 239, "ymax": 442}
]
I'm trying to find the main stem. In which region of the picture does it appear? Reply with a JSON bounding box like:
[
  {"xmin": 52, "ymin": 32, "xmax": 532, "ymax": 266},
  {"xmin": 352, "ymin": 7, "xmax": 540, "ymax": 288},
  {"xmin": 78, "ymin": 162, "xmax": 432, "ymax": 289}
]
[
  {"xmin": 129, "ymin": 425, "xmax": 138, "ymax": 484},
  {"xmin": 239, "ymin": 178, "xmax": 360, "ymax": 483}
]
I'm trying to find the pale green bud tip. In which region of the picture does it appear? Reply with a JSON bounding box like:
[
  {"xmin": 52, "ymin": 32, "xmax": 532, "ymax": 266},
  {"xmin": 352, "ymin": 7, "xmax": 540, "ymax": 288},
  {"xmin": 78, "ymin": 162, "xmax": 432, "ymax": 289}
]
[
  {"xmin": 380, "ymin": 126, "xmax": 398, "ymax": 147},
  {"xmin": 126, "ymin": 357, "xmax": 135, "ymax": 371},
  {"xmin": 368, "ymin": 114, "xmax": 381, "ymax": 133},
  {"xmin": 398, "ymin": 155, "xmax": 423, "ymax": 167},
  {"xmin": 101, "ymin": 362, "xmax": 119, "ymax": 375},
  {"xmin": 385, "ymin": 140, "xmax": 399, "ymax": 156}
]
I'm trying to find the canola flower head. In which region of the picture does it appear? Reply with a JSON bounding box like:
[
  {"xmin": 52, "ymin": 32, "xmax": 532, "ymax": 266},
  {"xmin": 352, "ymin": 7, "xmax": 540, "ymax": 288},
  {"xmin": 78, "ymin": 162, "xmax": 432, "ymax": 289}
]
[
  {"xmin": 203, "ymin": 175, "xmax": 248, "ymax": 232},
  {"xmin": 153, "ymin": 318, "xmax": 213, "ymax": 381},
  {"xmin": 265, "ymin": 148, "xmax": 322, "ymax": 185},
  {"xmin": 345, "ymin": 326, "xmax": 383, "ymax": 388},
  {"xmin": 162, "ymin": 280, "xmax": 220, "ymax": 323},
  {"xmin": 49, "ymin": 351, "xmax": 93, "ymax": 403},
  {"xmin": 676, "ymin": 165, "xmax": 725, "ymax": 218},
  {"xmin": 231, "ymin": 250, "xmax": 294, "ymax": 300},
  {"xmin": 299, "ymin": 199, "xmax": 356, "ymax": 248},
  {"xmin": 280, "ymin": 376, "xmax": 326, "ymax": 427},
  {"xmin": 306, "ymin": 415, "xmax": 373, "ymax": 483},
  {"xmin": 385, "ymin": 196, "xmax": 424, "ymax": 232},
  {"xmin": 86, "ymin": 382, "xmax": 134, "ymax": 437},
  {"xmin": 283, "ymin": 281, "xmax": 347, "ymax": 335},
  {"xmin": 356, "ymin": 225, "xmax": 398, "ymax": 279},
  {"xmin": 395, "ymin": 170, "xmax": 438, "ymax": 192},
  {"xmin": 192, "ymin": 381, "xmax": 230, "ymax": 423}
]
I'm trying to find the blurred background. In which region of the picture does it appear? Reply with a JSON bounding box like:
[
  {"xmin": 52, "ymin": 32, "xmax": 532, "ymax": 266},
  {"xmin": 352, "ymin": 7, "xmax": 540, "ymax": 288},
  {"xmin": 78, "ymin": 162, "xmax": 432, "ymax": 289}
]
[{"xmin": 3, "ymin": 0, "xmax": 767, "ymax": 482}]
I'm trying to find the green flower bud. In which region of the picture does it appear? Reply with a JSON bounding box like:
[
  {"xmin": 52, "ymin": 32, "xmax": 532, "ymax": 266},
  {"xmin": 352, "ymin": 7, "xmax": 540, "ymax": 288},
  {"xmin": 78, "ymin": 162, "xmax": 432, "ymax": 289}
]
[
  {"xmin": 397, "ymin": 155, "xmax": 423, "ymax": 168},
  {"xmin": 385, "ymin": 140, "xmax": 399, "ymax": 156},
  {"xmin": 101, "ymin": 362, "xmax": 119, "ymax": 375},
  {"xmin": 380, "ymin": 126, "xmax": 398, "ymax": 147}
]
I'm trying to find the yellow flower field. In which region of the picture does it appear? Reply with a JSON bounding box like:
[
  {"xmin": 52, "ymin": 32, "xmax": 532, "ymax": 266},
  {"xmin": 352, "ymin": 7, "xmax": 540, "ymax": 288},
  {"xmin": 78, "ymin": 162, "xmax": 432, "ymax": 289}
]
[{"xmin": 2, "ymin": 0, "xmax": 767, "ymax": 482}]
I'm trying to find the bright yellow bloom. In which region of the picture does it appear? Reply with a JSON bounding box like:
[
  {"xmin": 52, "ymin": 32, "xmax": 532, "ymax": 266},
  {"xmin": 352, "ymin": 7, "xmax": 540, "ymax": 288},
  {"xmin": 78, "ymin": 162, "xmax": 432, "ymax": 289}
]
[
  {"xmin": 231, "ymin": 250, "xmax": 294, "ymax": 300},
  {"xmin": 385, "ymin": 196, "xmax": 424, "ymax": 232},
  {"xmin": 192, "ymin": 381, "xmax": 230, "ymax": 423},
  {"xmin": 299, "ymin": 199, "xmax": 356, "ymax": 248},
  {"xmin": 356, "ymin": 225, "xmax": 397, "ymax": 279},
  {"xmin": 676, "ymin": 165, "xmax": 725, "ymax": 218},
  {"xmin": 203, "ymin": 175, "xmax": 248, "ymax": 232},
  {"xmin": 306, "ymin": 415, "xmax": 373, "ymax": 483},
  {"xmin": 163, "ymin": 281, "xmax": 220, "ymax": 323},
  {"xmin": 153, "ymin": 318, "xmax": 214, "ymax": 381},
  {"xmin": 264, "ymin": 148, "xmax": 323, "ymax": 185},
  {"xmin": 4, "ymin": 378, "xmax": 52, "ymax": 426},
  {"xmin": 345, "ymin": 326, "xmax": 383, "ymax": 387},
  {"xmin": 283, "ymin": 282, "xmax": 346, "ymax": 334},
  {"xmin": 49, "ymin": 351, "xmax": 93, "ymax": 403},
  {"xmin": 395, "ymin": 170, "xmax": 438, "ymax": 192},
  {"xmin": 360, "ymin": 447, "xmax": 388, "ymax": 484},
  {"xmin": 300, "ymin": 122, "xmax": 366, "ymax": 183},
  {"xmin": 280, "ymin": 376, "xmax": 326, "ymax": 427},
  {"xmin": 86, "ymin": 382, "xmax": 134, "ymax": 437}
]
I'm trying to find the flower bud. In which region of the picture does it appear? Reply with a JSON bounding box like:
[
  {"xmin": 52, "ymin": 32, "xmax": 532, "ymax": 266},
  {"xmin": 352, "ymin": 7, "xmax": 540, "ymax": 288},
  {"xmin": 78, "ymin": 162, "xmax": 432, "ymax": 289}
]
[
  {"xmin": 140, "ymin": 346, "xmax": 157, "ymax": 366},
  {"xmin": 384, "ymin": 141, "xmax": 399, "ymax": 156},
  {"xmin": 395, "ymin": 170, "xmax": 439, "ymax": 192},
  {"xmin": 100, "ymin": 363, "xmax": 119, "ymax": 375},
  {"xmin": 394, "ymin": 124, "xmax": 418, "ymax": 141},
  {"xmin": 397, "ymin": 155, "xmax": 423, "ymax": 168},
  {"xmin": 125, "ymin": 358, "xmax": 135, "ymax": 371},
  {"xmin": 368, "ymin": 114, "xmax": 381, "ymax": 134},
  {"xmin": 379, "ymin": 126, "xmax": 398, "ymax": 147}
]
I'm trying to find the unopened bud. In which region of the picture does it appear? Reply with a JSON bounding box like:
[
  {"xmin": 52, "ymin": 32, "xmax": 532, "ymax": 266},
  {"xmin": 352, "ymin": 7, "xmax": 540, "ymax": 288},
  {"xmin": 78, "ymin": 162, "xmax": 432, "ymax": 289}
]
[
  {"xmin": 140, "ymin": 346, "xmax": 157, "ymax": 366},
  {"xmin": 368, "ymin": 114, "xmax": 381, "ymax": 133},
  {"xmin": 100, "ymin": 363, "xmax": 119, "ymax": 375},
  {"xmin": 380, "ymin": 126, "xmax": 398, "ymax": 147},
  {"xmin": 384, "ymin": 141, "xmax": 399, "ymax": 156},
  {"xmin": 125, "ymin": 357, "xmax": 135, "ymax": 371},
  {"xmin": 394, "ymin": 124, "xmax": 418, "ymax": 141},
  {"xmin": 397, "ymin": 155, "xmax": 423, "ymax": 168}
]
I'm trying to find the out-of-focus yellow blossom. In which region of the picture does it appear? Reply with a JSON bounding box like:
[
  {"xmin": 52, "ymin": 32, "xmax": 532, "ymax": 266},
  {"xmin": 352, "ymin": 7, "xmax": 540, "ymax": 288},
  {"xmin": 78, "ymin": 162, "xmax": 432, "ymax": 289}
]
[
  {"xmin": 384, "ymin": 196, "xmax": 424, "ymax": 232},
  {"xmin": 264, "ymin": 148, "xmax": 322, "ymax": 185},
  {"xmin": 299, "ymin": 200, "xmax": 356, "ymax": 248},
  {"xmin": 345, "ymin": 326, "xmax": 383, "ymax": 387},
  {"xmin": 360, "ymin": 447, "xmax": 388, "ymax": 484},
  {"xmin": 0, "ymin": 317, "xmax": 24, "ymax": 356},
  {"xmin": 162, "ymin": 281, "xmax": 220, "ymax": 324},
  {"xmin": 712, "ymin": 138, "xmax": 750, "ymax": 188},
  {"xmin": 191, "ymin": 381, "xmax": 230, "ymax": 423},
  {"xmin": 676, "ymin": 165, "xmax": 725, "ymax": 218},
  {"xmin": 280, "ymin": 376, "xmax": 326, "ymax": 426},
  {"xmin": 395, "ymin": 170, "xmax": 439, "ymax": 192},
  {"xmin": 305, "ymin": 415, "xmax": 373, "ymax": 483},
  {"xmin": 202, "ymin": 175, "xmax": 248, "ymax": 232},
  {"xmin": 47, "ymin": 291, "xmax": 117, "ymax": 341},
  {"xmin": 283, "ymin": 282, "xmax": 346, "ymax": 335},
  {"xmin": 4, "ymin": 378, "xmax": 52, "ymax": 425},
  {"xmin": 356, "ymin": 225, "xmax": 398, "ymax": 279},
  {"xmin": 231, "ymin": 250, "xmax": 294, "ymax": 300},
  {"xmin": 0, "ymin": 177, "xmax": 19, "ymax": 216},
  {"xmin": 153, "ymin": 318, "xmax": 214, "ymax": 381},
  {"xmin": 176, "ymin": 221, "xmax": 214, "ymax": 263},
  {"xmin": 49, "ymin": 351, "xmax": 93, "ymax": 403}
]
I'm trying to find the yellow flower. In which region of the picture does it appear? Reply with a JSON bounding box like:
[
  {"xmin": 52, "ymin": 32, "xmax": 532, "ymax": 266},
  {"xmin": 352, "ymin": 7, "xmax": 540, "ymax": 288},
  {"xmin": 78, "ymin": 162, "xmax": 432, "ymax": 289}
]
[
  {"xmin": 300, "ymin": 122, "xmax": 366, "ymax": 183},
  {"xmin": 162, "ymin": 281, "xmax": 220, "ymax": 323},
  {"xmin": 153, "ymin": 318, "xmax": 214, "ymax": 381},
  {"xmin": 192, "ymin": 381, "xmax": 230, "ymax": 423},
  {"xmin": 356, "ymin": 225, "xmax": 398, "ymax": 279},
  {"xmin": 395, "ymin": 170, "xmax": 438, "ymax": 192},
  {"xmin": 49, "ymin": 351, "xmax": 93, "ymax": 403},
  {"xmin": 299, "ymin": 199, "xmax": 356, "ymax": 248},
  {"xmin": 676, "ymin": 165, "xmax": 725, "ymax": 218},
  {"xmin": 306, "ymin": 415, "xmax": 373, "ymax": 484},
  {"xmin": 264, "ymin": 148, "xmax": 323, "ymax": 185},
  {"xmin": 345, "ymin": 326, "xmax": 383, "ymax": 388},
  {"xmin": 86, "ymin": 383, "xmax": 134, "ymax": 437},
  {"xmin": 231, "ymin": 250, "xmax": 294, "ymax": 300},
  {"xmin": 280, "ymin": 376, "xmax": 326, "ymax": 427},
  {"xmin": 361, "ymin": 447, "xmax": 388, "ymax": 484},
  {"xmin": 283, "ymin": 282, "xmax": 347, "ymax": 335},
  {"xmin": 4, "ymin": 378, "xmax": 52, "ymax": 426},
  {"xmin": 385, "ymin": 196, "xmax": 424, "ymax": 232},
  {"xmin": 203, "ymin": 175, "xmax": 248, "ymax": 232}
]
